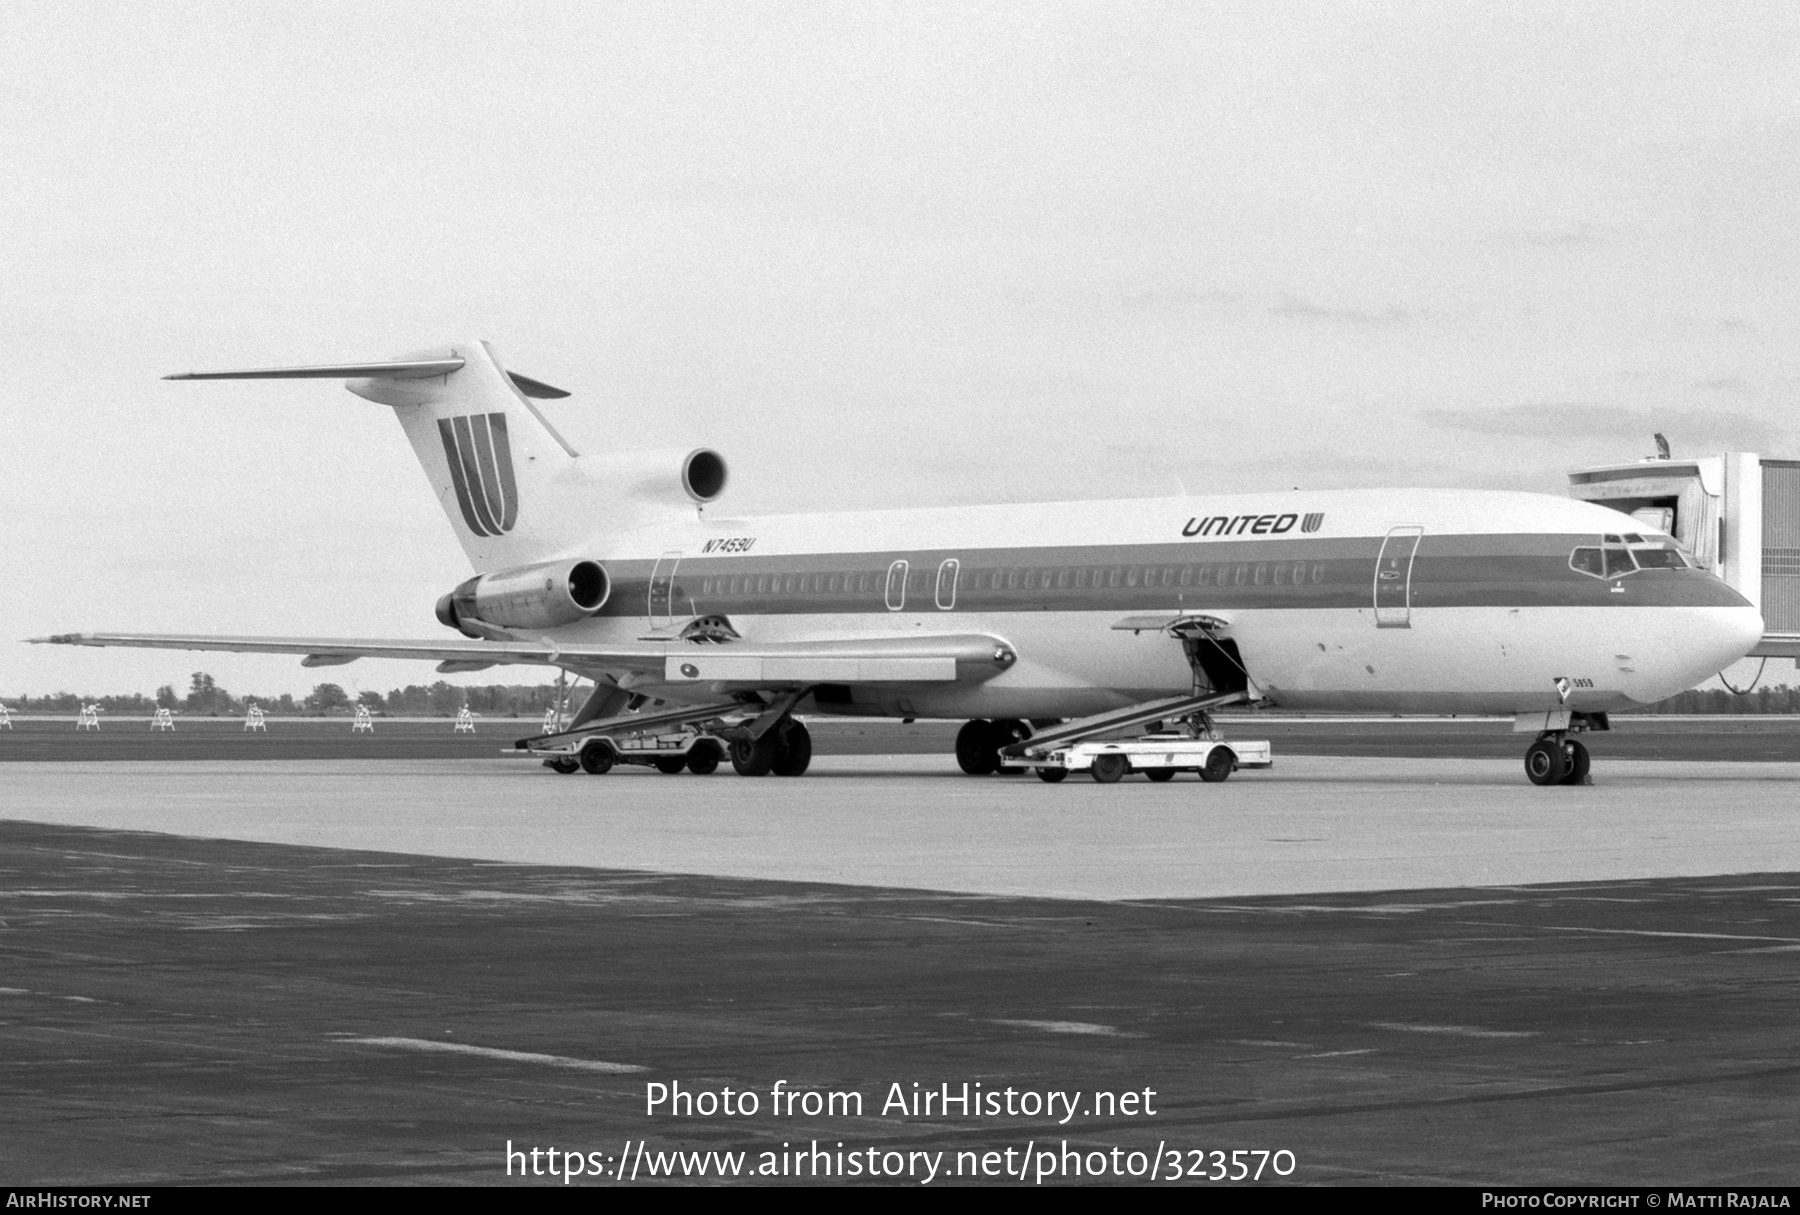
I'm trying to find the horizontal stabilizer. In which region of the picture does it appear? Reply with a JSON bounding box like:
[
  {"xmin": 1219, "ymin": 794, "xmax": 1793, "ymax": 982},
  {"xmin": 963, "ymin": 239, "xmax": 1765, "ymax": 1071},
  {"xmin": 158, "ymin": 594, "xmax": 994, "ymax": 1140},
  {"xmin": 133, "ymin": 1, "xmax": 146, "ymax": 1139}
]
[
  {"xmin": 164, "ymin": 360, "xmax": 570, "ymax": 400},
  {"xmin": 505, "ymin": 371, "xmax": 570, "ymax": 399},
  {"xmin": 165, "ymin": 359, "xmax": 466, "ymax": 382}
]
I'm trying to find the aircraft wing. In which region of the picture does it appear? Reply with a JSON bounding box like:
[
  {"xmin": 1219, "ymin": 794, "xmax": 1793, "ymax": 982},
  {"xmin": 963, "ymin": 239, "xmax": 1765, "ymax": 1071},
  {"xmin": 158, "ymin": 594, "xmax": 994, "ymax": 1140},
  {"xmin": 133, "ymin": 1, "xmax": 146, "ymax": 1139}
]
[{"xmin": 32, "ymin": 631, "xmax": 1018, "ymax": 686}]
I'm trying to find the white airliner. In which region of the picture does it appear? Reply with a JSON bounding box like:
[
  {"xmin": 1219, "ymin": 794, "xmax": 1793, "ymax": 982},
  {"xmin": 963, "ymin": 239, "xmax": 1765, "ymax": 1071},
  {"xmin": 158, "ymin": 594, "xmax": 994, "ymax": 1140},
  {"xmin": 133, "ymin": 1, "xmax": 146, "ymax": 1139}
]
[{"xmin": 38, "ymin": 340, "xmax": 1762, "ymax": 786}]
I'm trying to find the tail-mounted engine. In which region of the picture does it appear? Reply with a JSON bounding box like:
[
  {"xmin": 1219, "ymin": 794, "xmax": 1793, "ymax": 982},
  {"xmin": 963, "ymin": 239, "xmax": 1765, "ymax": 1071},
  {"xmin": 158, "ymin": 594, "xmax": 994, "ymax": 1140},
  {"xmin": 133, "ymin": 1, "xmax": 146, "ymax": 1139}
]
[{"xmin": 436, "ymin": 559, "xmax": 610, "ymax": 636}]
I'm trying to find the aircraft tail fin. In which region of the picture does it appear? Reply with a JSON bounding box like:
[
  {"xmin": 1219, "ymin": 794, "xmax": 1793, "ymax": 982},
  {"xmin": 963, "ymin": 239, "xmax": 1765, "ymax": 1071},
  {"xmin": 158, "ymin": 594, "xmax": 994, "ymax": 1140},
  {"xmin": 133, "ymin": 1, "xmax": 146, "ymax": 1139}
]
[
  {"xmin": 167, "ymin": 341, "xmax": 587, "ymax": 570},
  {"xmin": 169, "ymin": 339, "xmax": 726, "ymax": 574}
]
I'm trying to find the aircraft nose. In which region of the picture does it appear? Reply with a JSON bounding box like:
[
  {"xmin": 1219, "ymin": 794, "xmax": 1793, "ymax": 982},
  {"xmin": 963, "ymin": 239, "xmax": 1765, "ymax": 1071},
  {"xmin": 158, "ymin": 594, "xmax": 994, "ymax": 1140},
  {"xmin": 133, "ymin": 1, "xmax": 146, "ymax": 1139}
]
[{"xmin": 1697, "ymin": 603, "xmax": 1765, "ymax": 673}]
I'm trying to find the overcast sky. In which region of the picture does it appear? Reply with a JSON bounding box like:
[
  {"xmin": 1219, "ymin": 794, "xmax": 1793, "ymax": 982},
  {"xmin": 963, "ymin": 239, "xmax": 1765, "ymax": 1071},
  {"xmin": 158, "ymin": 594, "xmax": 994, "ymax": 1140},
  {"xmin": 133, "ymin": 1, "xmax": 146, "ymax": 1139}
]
[{"xmin": 4, "ymin": 1, "xmax": 1796, "ymax": 698}]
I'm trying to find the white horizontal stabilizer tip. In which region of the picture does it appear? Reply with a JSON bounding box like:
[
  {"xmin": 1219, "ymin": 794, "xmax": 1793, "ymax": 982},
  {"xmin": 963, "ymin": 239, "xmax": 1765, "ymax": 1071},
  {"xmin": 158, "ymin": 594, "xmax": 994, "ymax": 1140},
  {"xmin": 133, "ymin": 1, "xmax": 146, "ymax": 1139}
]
[
  {"xmin": 164, "ymin": 359, "xmax": 467, "ymax": 381},
  {"xmin": 163, "ymin": 360, "xmax": 570, "ymax": 399}
]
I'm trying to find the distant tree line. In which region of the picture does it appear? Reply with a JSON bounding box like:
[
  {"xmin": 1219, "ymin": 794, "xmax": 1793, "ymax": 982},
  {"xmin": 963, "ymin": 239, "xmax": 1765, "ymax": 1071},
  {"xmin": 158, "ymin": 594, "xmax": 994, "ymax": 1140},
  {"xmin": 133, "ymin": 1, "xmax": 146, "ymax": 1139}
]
[
  {"xmin": 4, "ymin": 671, "xmax": 572, "ymax": 717},
  {"xmin": 1614, "ymin": 683, "xmax": 1800, "ymax": 715},
  {"xmin": 7, "ymin": 671, "xmax": 1799, "ymax": 717}
]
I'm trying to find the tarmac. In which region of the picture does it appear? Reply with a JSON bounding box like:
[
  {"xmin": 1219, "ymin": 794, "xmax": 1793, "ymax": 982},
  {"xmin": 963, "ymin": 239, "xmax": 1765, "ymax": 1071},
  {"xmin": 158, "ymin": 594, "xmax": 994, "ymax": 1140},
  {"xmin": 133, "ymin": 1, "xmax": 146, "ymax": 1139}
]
[
  {"xmin": 4, "ymin": 753, "xmax": 1800, "ymax": 900},
  {"xmin": 2, "ymin": 732, "xmax": 1798, "ymax": 1186}
]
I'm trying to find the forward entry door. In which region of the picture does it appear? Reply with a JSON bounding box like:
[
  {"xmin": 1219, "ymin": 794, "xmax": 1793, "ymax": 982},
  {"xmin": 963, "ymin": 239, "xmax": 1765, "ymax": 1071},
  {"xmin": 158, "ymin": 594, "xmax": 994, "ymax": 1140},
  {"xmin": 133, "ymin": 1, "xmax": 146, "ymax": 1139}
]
[
  {"xmin": 1373, "ymin": 527, "xmax": 1424, "ymax": 628},
  {"xmin": 648, "ymin": 551, "xmax": 682, "ymax": 627}
]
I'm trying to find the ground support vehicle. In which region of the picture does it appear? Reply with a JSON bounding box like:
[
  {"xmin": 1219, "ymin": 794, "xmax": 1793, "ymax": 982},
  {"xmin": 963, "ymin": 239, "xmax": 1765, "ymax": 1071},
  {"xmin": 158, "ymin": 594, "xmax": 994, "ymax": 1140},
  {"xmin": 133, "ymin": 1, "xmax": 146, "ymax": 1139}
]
[
  {"xmin": 514, "ymin": 697, "xmax": 813, "ymax": 776},
  {"xmin": 536, "ymin": 727, "xmax": 729, "ymax": 776},
  {"xmin": 1013, "ymin": 732, "xmax": 1272, "ymax": 783},
  {"xmin": 991, "ymin": 689, "xmax": 1271, "ymax": 783}
]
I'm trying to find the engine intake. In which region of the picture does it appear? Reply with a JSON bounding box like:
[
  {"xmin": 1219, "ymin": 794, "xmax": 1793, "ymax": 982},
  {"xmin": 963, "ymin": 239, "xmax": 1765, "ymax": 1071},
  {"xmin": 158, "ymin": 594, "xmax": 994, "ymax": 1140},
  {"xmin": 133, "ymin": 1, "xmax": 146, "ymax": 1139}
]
[
  {"xmin": 436, "ymin": 559, "xmax": 609, "ymax": 635},
  {"xmin": 682, "ymin": 448, "xmax": 728, "ymax": 503}
]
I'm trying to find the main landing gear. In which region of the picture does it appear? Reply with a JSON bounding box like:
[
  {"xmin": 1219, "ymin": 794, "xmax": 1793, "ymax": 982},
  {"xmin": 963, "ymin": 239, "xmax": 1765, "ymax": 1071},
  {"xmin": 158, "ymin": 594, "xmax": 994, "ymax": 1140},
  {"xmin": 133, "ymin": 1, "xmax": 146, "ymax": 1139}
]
[
  {"xmin": 955, "ymin": 719, "xmax": 1031, "ymax": 776},
  {"xmin": 1524, "ymin": 734, "xmax": 1592, "ymax": 787},
  {"xmin": 729, "ymin": 719, "xmax": 813, "ymax": 777}
]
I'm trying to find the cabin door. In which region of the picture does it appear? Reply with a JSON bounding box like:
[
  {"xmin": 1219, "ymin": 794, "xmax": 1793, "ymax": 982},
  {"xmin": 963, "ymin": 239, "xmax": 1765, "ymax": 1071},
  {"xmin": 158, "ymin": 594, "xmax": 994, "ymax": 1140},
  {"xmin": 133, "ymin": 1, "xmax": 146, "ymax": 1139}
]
[
  {"xmin": 648, "ymin": 551, "xmax": 682, "ymax": 626},
  {"xmin": 1373, "ymin": 526, "xmax": 1424, "ymax": 628}
]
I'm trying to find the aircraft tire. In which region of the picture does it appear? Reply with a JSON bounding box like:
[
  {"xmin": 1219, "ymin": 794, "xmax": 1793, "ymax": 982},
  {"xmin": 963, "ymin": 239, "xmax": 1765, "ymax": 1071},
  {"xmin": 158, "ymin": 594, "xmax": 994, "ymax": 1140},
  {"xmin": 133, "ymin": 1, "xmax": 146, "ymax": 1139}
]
[
  {"xmin": 1144, "ymin": 768, "xmax": 1176, "ymax": 782},
  {"xmin": 1090, "ymin": 753, "xmax": 1129, "ymax": 784},
  {"xmin": 955, "ymin": 719, "xmax": 1001, "ymax": 775},
  {"xmin": 686, "ymin": 741, "xmax": 723, "ymax": 775},
  {"xmin": 654, "ymin": 756, "xmax": 687, "ymax": 775},
  {"xmin": 1524, "ymin": 738, "xmax": 1566, "ymax": 786},
  {"xmin": 1558, "ymin": 739, "xmax": 1591, "ymax": 785},
  {"xmin": 731, "ymin": 735, "xmax": 776, "ymax": 777},
  {"xmin": 578, "ymin": 744, "xmax": 614, "ymax": 775},
  {"xmin": 992, "ymin": 718, "xmax": 1030, "ymax": 775},
  {"xmin": 772, "ymin": 721, "xmax": 813, "ymax": 776},
  {"xmin": 547, "ymin": 757, "xmax": 580, "ymax": 775},
  {"xmin": 1199, "ymin": 748, "xmax": 1234, "ymax": 783},
  {"xmin": 1036, "ymin": 766, "xmax": 1068, "ymax": 783}
]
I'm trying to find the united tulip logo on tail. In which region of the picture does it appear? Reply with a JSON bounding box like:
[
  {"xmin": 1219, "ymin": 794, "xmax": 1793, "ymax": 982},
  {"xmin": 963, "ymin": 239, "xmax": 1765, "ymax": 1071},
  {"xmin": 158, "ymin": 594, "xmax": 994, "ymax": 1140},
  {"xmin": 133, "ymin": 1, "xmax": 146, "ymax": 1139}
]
[{"xmin": 438, "ymin": 413, "xmax": 519, "ymax": 536}]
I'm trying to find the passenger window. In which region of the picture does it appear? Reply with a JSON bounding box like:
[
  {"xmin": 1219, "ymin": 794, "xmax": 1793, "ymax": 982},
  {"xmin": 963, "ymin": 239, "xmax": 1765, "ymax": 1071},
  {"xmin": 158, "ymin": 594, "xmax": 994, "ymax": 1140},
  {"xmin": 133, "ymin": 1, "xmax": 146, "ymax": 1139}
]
[
  {"xmin": 1125, "ymin": 567, "xmax": 1140, "ymax": 588},
  {"xmin": 1005, "ymin": 569, "xmax": 1018, "ymax": 590},
  {"xmin": 1253, "ymin": 562, "xmax": 1267, "ymax": 585},
  {"xmin": 1311, "ymin": 563, "xmax": 1323, "ymax": 584},
  {"xmin": 1073, "ymin": 568, "xmax": 1087, "ymax": 589},
  {"xmin": 1109, "ymin": 568, "xmax": 1123, "ymax": 588},
  {"xmin": 1294, "ymin": 561, "xmax": 1306, "ymax": 585},
  {"xmin": 1272, "ymin": 563, "xmax": 1285, "ymax": 586},
  {"xmin": 1056, "ymin": 568, "xmax": 1070, "ymax": 589},
  {"xmin": 1234, "ymin": 563, "xmax": 1248, "ymax": 586},
  {"xmin": 1178, "ymin": 566, "xmax": 1192, "ymax": 587}
]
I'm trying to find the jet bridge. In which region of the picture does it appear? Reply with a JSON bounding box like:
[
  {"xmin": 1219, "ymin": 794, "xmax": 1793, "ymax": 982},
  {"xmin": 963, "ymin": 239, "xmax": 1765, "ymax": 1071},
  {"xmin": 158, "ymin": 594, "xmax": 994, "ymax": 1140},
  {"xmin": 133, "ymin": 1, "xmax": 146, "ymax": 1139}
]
[{"xmin": 1568, "ymin": 449, "xmax": 1800, "ymax": 661}]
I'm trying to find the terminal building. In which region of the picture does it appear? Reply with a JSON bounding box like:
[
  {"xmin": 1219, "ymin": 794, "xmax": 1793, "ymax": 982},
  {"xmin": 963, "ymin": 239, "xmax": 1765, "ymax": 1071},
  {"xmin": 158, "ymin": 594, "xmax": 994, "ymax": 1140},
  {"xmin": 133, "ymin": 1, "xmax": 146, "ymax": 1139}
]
[{"xmin": 1568, "ymin": 447, "xmax": 1800, "ymax": 663}]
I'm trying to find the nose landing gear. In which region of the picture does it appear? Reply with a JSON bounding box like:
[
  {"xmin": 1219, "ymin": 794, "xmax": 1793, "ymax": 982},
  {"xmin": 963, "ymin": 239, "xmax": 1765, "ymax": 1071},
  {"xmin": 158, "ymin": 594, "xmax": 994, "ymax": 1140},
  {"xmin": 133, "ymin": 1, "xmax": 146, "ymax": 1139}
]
[{"xmin": 1524, "ymin": 733, "xmax": 1593, "ymax": 786}]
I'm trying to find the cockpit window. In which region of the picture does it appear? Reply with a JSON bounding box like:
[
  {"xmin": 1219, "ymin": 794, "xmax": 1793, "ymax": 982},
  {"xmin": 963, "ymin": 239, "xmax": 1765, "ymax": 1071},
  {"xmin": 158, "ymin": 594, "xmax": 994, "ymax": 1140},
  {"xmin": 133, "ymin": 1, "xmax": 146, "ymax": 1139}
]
[
  {"xmin": 1630, "ymin": 545, "xmax": 1689, "ymax": 570},
  {"xmin": 1570, "ymin": 536, "xmax": 1693, "ymax": 579}
]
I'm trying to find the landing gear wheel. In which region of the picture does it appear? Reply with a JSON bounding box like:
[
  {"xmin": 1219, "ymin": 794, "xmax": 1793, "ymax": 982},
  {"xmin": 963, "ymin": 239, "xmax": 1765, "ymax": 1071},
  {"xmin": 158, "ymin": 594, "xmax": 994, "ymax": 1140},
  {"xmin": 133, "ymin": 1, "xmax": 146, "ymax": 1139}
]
[
  {"xmin": 686, "ymin": 740, "xmax": 723, "ymax": 776},
  {"xmin": 1036, "ymin": 766, "xmax": 1068, "ymax": 783},
  {"xmin": 547, "ymin": 757, "xmax": 579, "ymax": 775},
  {"xmin": 578, "ymin": 745, "xmax": 614, "ymax": 775},
  {"xmin": 654, "ymin": 756, "xmax": 687, "ymax": 775},
  {"xmin": 1558, "ymin": 739, "xmax": 1591, "ymax": 786},
  {"xmin": 955, "ymin": 719, "xmax": 1000, "ymax": 775},
  {"xmin": 1199, "ymin": 747, "xmax": 1235, "ymax": 783},
  {"xmin": 771, "ymin": 721, "xmax": 813, "ymax": 776},
  {"xmin": 992, "ymin": 718, "xmax": 1030, "ymax": 775},
  {"xmin": 1090, "ymin": 753, "xmax": 1129, "ymax": 784},
  {"xmin": 730, "ymin": 735, "xmax": 776, "ymax": 777},
  {"xmin": 1524, "ymin": 738, "xmax": 1567, "ymax": 786},
  {"xmin": 1144, "ymin": 768, "xmax": 1176, "ymax": 783}
]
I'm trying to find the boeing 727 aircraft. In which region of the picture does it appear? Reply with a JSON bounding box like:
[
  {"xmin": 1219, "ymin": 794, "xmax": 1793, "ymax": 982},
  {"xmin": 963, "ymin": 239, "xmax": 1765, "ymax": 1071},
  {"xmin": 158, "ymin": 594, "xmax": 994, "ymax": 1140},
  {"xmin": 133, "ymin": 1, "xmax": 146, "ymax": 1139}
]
[{"xmin": 38, "ymin": 340, "xmax": 1763, "ymax": 785}]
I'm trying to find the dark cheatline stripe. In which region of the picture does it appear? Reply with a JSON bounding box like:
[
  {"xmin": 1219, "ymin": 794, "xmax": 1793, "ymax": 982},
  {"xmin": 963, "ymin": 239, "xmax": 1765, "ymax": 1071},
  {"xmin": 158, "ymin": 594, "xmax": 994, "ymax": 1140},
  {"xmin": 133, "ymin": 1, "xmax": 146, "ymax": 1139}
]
[
  {"xmin": 437, "ymin": 418, "xmax": 489, "ymax": 537},
  {"xmin": 451, "ymin": 415, "xmax": 501, "ymax": 536},
  {"xmin": 469, "ymin": 414, "xmax": 508, "ymax": 531},
  {"xmin": 487, "ymin": 413, "xmax": 519, "ymax": 531},
  {"xmin": 584, "ymin": 535, "xmax": 1749, "ymax": 619}
]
